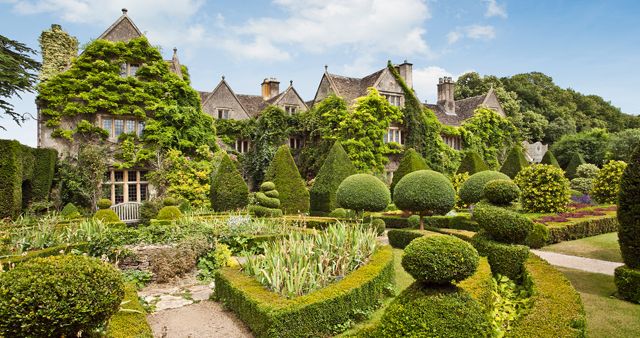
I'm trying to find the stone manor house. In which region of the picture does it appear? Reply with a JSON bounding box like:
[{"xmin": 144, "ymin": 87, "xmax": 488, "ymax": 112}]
[{"xmin": 37, "ymin": 10, "xmax": 506, "ymax": 205}]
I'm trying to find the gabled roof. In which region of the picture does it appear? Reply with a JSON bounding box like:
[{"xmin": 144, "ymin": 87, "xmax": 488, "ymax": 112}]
[
  {"xmin": 98, "ymin": 9, "xmax": 143, "ymax": 42},
  {"xmin": 426, "ymin": 93, "xmax": 488, "ymax": 126},
  {"xmin": 202, "ymin": 78, "xmax": 252, "ymax": 119},
  {"xmin": 269, "ymin": 85, "xmax": 309, "ymax": 111},
  {"xmin": 318, "ymin": 67, "xmax": 388, "ymax": 105},
  {"xmin": 236, "ymin": 94, "xmax": 267, "ymax": 118}
]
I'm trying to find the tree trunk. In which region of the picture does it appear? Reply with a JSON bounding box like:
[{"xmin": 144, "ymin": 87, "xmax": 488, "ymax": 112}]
[{"xmin": 419, "ymin": 211, "xmax": 424, "ymax": 231}]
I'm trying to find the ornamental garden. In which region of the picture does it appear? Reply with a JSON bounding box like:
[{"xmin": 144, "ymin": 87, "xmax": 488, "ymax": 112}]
[{"xmin": 1, "ymin": 15, "xmax": 640, "ymax": 338}]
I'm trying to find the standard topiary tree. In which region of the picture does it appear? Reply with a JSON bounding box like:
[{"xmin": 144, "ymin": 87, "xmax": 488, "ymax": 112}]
[
  {"xmin": 615, "ymin": 146, "xmax": 640, "ymax": 303},
  {"xmin": 0, "ymin": 255, "xmax": 124, "ymax": 337},
  {"xmin": 591, "ymin": 160, "xmax": 627, "ymax": 204},
  {"xmin": 393, "ymin": 170, "xmax": 455, "ymax": 230},
  {"xmin": 210, "ymin": 152, "xmax": 249, "ymax": 212},
  {"xmin": 514, "ymin": 164, "xmax": 571, "ymax": 213},
  {"xmin": 309, "ymin": 141, "xmax": 356, "ymax": 213},
  {"xmin": 390, "ymin": 148, "xmax": 429, "ymax": 195},
  {"xmin": 540, "ymin": 150, "xmax": 561, "ymax": 168},
  {"xmin": 459, "ymin": 171, "xmax": 510, "ymax": 206},
  {"xmin": 564, "ymin": 152, "xmax": 586, "ymax": 179},
  {"xmin": 483, "ymin": 179, "xmax": 520, "ymax": 206},
  {"xmin": 336, "ymin": 174, "xmax": 390, "ymax": 214},
  {"xmin": 457, "ymin": 151, "xmax": 489, "ymax": 175},
  {"xmin": 402, "ymin": 235, "xmax": 479, "ymax": 284},
  {"xmin": 500, "ymin": 146, "xmax": 529, "ymax": 179},
  {"xmin": 264, "ymin": 145, "xmax": 310, "ymax": 214}
]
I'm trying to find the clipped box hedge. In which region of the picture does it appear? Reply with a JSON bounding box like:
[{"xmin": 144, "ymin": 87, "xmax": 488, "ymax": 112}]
[
  {"xmin": 373, "ymin": 214, "xmax": 478, "ymax": 231},
  {"xmin": 106, "ymin": 283, "xmax": 152, "ymax": 338},
  {"xmin": 471, "ymin": 232, "xmax": 529, "ymax": 281},
  {"xmin": 387, "ymin": 229, "xmax": 429, "ymax": 249},
  {"xmin": 214, "ymin": 245, "xmax": 395, "ymax": 338},
  {"xmin": 0, "ymin": 243, "xmax": 88, "ymax": 270},
  {"xmin": 546, "ymin": 215, "xmax": 618, "ymax": 244},
  {"xmin": 509, "ymin": 255, "xmax": 586, "ymax": 337}
]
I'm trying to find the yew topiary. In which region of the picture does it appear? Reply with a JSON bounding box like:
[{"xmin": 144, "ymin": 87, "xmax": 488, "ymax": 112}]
[
  {"xmin": 459, "ymin": 171, "xmax": 510, "ymax": 205},
  {"xmin": 393, "ymin": 170, "xmax": 455, "ymax": 230},
  {"xmin": 500, "ymin": 146, "xmax": 529, "ymax": 179},
  {"xmin": 390, "ymin": 148, "xmax": 429, "ymax": 195},
  {"xmin": 264, "ymin": 145, "xmax": 310, "ymax": 214},
  {"xmin": 97, "ymin": 198, "xmax": 112, "ymax": 209},
  {"xmin": 250, "ymin": 181, "xmax": 284, "ymax": 218},
  {"xmin": 336, "ymin": 174, "xmax": 390, "ymax": 213},
  {"xmin": 591, "ymin": 160, "xmax": 627, "ymax": 204},
  {"xmin": 456, "ymin": 151, "xmax": 489, "ymax": 175},
  {"xmin": 616, "ymin": 146, "xmax": 640, "ymax": 303},
  {"xmin": 514, "ymin": 164, "xmax": 571, "ymax": 213},
  {"xmin": 309, "ymin": 141, "xmax": 356, "ymax": 213},
  {"xmin": 94, "ymin": 208, "xmax": 121, "ymax": 223},
  {"xmin": 210, "ymin": 152, "xmax": 249, "ymax": 212},
  {"xmin": 564, "ymin": 152, "xmax": 586, "ymax": 179},
  {"xmin": 483, "ymin": 179, "xmax": 520, "ymax": 206},
  {"xmin": 157, "ymin": 206, "xmax": 182, "ymax": 220},
  {"xmin": 473, "ymin": 202, "xmax": 533, "ymax": 244},
  {"xmin": 540, "ymin": 150, "xmax": 561, "ymax": 168}
]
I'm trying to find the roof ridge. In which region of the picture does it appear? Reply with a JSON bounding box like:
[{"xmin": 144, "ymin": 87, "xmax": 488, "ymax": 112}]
[{"xmin": 455, "ymin": 93, "xmax": 486, "ymax": 103}]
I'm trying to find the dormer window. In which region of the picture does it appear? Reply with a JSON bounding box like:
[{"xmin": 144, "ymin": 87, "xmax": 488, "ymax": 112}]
[
  {"xmin": 383, "ymin": 94, "xmax": 402, "ymax": 107},
  {"xmin": 119, "ymin": 63, "xmax": 140, "ymax": 77},
  {"xmin": 217, "ymin": 108, "xmax": 231, "ymax": 119},
  {"xmin": 284, "ymin": 105, "xmax": 298, "ymax": 115},
  {"xmin": 384, "ymin": 127, "xmax": 403, "ymax": 144}
]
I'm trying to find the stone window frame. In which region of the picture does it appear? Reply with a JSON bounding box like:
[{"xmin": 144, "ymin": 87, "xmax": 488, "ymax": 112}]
[
  {"xmin": 384, "ymin": 126, "xmax": 403, "ymax": 144},
  {"xmin": 217, "ymin": 108, "xmax": 232, "ymax": 120},
  {"xmin": 381, "ymin": 92, "xmax": 403, "ymax": 107},
  {"xmin": 289, "ymin": 136, "xmax": 304, "ymax": 149},
  {"xmin": 442, "ymin": 135, "xmax": 462, "ymax": 150},
  {"xmin": 99, "ymin": 115, "xmax": 144, "ymax": 141},
  {"xmin": 102, "ymin": 169, "xmax": 149, "ymax": 204},
  {"xmin": 235, "ymin": 139, "xmax": 250, "ymax": 153},
  {"xmin": 284, "ymin": 105, "xmax": 298, "ymax": 115},
  {"xmin": 119, "ymin": 63, "xmax": 140, "ymax": 77}
]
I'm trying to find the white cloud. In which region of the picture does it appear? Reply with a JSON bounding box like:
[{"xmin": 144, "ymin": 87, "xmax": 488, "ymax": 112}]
[
  {"xmin": 447, "ymin": 25, "xmax": 496, "ymax": 45},
  {"xmin": 412, "ymin": 66, "xmax": 453, "ymax": 103},
  {"xmin": 484, "ymin": 0, "xmax": 507, "ymax": 18},
  {"xmin": 447, "ymin": 31, "xmax": 461, "ymax": 44}
]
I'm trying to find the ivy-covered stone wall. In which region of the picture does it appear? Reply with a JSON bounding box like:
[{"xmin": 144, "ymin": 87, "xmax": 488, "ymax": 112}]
[{"xmin": 38, "ymin": 24, "xmax": 79, "ymax": 82}]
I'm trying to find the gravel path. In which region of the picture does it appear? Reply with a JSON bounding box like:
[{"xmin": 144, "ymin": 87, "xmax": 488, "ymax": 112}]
[
  {"xmin": 531, "ymin": 250, "xmax": 624, "ymax": 275},
  {"xmin": 147, "ymin": 300, "xmax": 253, "ymax": 338}
]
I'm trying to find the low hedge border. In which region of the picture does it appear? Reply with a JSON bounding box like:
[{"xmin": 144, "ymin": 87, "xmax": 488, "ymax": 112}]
[
  {"xmin": 106, "ymin": 283, "xmax": 152, "ymax": 338},
  {"xmin": 373, "ymin": 214, "xmax": 478, "ymax": 231},
  {"xmin": 614, "ymin": 265, "xmax": 640, "ymax": 303},
  {"xmin": 508, "ymin": 255, "xmax": 586, "ymax": 337},
  {"xmin": 543, "ymin": 215, "xmax": 618, "ymax": 244},
  {"xmin": 471, "ymin": 232, "xmax": 529, "ymax": 281},
  {"xmin": 387, "ymin": 229, "xmax": 434, "ymax": 249},
  {"xmin": 0, "ymin": 243, "xmax": 88, "ymax": 270},
  {"xmin": 214, "ymin": 245, "xmax": 395, "ymax": 338}
]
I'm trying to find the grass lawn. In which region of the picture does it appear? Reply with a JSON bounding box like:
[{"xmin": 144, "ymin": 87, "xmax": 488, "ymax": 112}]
[
  {"xmin": 541, "ymin": 232, "xmax": 623, "ymax": 263},
  {"xmin": 556, "ymin": 267, "xmax": 640, "ymax": 338}
]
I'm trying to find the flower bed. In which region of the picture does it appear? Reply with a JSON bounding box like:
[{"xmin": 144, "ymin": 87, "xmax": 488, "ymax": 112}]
[
  {"xmin": 214, "ymin": 246, "xmax": 395, "ymax": 338},
  {"xmin": 532, "ymin": 206, "xmax": 618, "ymax": 244}
]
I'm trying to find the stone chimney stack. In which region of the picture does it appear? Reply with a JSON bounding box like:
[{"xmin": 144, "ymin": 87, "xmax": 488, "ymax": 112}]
[
  {"xmin": 261, "ymin": 78, "xmax": 280, "ymax": 100},
  {"xmin": 437, "ymin": 77, "xmax": 456, "ymax": 115},
  {"xmin": 397, "ymin": 60, "xmax": 413, "ymax": 89}
]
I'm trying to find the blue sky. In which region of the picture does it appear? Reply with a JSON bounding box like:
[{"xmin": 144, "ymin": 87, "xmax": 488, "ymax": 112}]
[{"xmin": 2, "ymin": 0, "xmax": 639, "ymax": 146}]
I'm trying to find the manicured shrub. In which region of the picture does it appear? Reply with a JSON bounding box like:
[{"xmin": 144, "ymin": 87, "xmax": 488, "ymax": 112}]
[
  {"xmin": 500, "ymin": 146, "xmax": 529, "ymax": 179},
  {"xmin": 570, "ymin": 178, "xmax": 594, "ymax": 195},
  {"xmin": 370, "ymin": 284, "xmax": 490, "ymax": 337},
  {"xmin": 459, "ymin": 170, "xmax": 510, "ymax": 205},
  {"xmin": 408, "ymin": 214, "xmax": 420, "ymax": 228},
  {"xmin": 162, "ymin": 196, "xmax": 178, "ymax": 206},
  {"xmin": 456, "ymin": 151, "xmax": 489, "ymax": 175},
  {"xmin": 564, "ymin": 152, "xmax": 586, "ymax": 179},
  {"xmin": 139, "ymin": 199, "xmax": 162, "ymax": 226},
  {"xmin": 576, "ymin": 163, "xmax": 600, "ymax": 179},
  {"xmin": 60, "ymin": 202, "xmax": 81, "ymax": 219},
  {"xmin": 264, "ymin": 145, "xmax": 310, "ymax": 214},
  {"xmin": 106, "ymin": 284, "xmax": 153, "ymax": 338},
  {"xmin": 570, "ymin": 164, "xmax": 599, "ymax": 195},
  {"xmin": 250, "ymin": 205, "xmax": 284, "ymax": 218},
  {"xmin": 210, "ymin": 152, "xmax": 249, "ymax": 212},
  {"xmin": 336, "ymin": 174, "xmax": 390, "ymax": 213},
  {"xmin": 97, "ymin": 198, "xmax": 112, "ymax": 209},
  {"xmin": 473, "ymin": 202, "xmax": 533, "ymax": 244},
  {"xmin": 328, "ymin": 208, "xmax": 347, "ymax": 218},
  {"xmin": 310, "ymin": 141, "xmax": 357, "ymax": 213},
  {"xmin": 483, "ymin": 179, "xmax": 520, "ymax": 205},
  {"xmin": 264, "ymin": 190, "xmax": 279, "ymax": 198},
  {"xmin": 515, "ymin": 164, "xmax": 571, "ymax": 213},
  {"xmin": 157, "ymin": 205, "xmax": 182, "ymax": 220},
  {"xmin": 540, "ymin": 150, "xmax": 561, "ymax": 168},
  {"xmin": 94, "ymin": 208, "xmax": 121, "ymax": 223},
  {"xmin": 393, "ymin": 170, "xmax": 455, "ymax": 230},
  {"xmin": 546, "ymin": 215, "xmax": 618, "ymax": 244},
  {"xmin": 250, "ymin": 181, "xmax": 283, "ymax": 217},
  {"xmin": 370, "ymin": 218, "xmax": 386, "ymax": 236},
  {"xmin": 390, "ymin": 148, "xmax": 429, "ymax": 195},
  {"xmin": 0, "ymin": 255, "xmax": 125, "ymax": 337},
  {"xmin": 471, "ymin": 232, "xmax": 529, "ymax": 280},
  {"xmin": 591, "ymin": 160, "xmax": 627, "ymax": 204},
  {"xmin": 387, "ymin": 229, "xmax": 424, "ymax": 249},
  {"xmin": 525, "ymin": 222, "xmax": 550, "ymax": 248},
  {"xmin": 402, "ymin": 235, "xmax": 479, "ymax": 284},
  {"xmin": 617, "ymin": 147, "xmax": 640, "ymax": 269},
  {"xmin": 614, "ymin": 266, "xmax": 640, "ymax": 303}
]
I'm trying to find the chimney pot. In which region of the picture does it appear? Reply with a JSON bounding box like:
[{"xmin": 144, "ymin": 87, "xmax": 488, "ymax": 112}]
[
  {"xmin": 122, "ymin": 8, "xmax": 128, "ymax": 14},
  {"xmin": 261, "ymin": 78, "xmax": 280, "ymax": 100},
  {"xmin": 437, "ymin": 76, "xmax": 456, "ymax": 115}
]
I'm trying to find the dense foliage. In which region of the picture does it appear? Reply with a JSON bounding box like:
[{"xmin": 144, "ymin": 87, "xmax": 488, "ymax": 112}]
[
  {"xmin": 157, "ymin": 206, "xmax": 182, "ymax": 220},
  {"xmin": 459, "ymin": 170, "xmax": 510, "ymax": 205},
  {"xmin": 210, "ymin": 152, "xmax": 249, "ymax": 212},
  {"xmin": 540, "ymin": 150, "xmax": 560, "ymax": 168},
  {"xmin": 570, "ymin": 163, "xmax": 599, "ymax": 194},
  {"xmin": 393, "ymin": 170, "xmax": 455, "ymax": 230},
  {"xmin": 56, "ymin": 144, "xmax": 108, "ymax": 210},
  {"xmin": 607, "ymin": 128, "xmax": 640, "ymax": 162},
  {"xmin": 564, "ymin": 152, "xmax": 586, "ymax": 179},
  {"xmin": 336, "ymin": 174, "xmax": 390, "ymax": 213},
  {"xmin": 264, "ymin": 145, "xmax": 310, "ymax": 214},
  {"xmin": 457, "ymin": 151, "xmax": 489, "ymax": 174},
  {"xmin": 472, "ymin": 232, "xmax": 530, "ymax": 280},
  {"xmin": 551, "ymin": 128, "xmax": 610, "ymax": 167},
  {"xmin": 0, "ymin": 255, "xmax": 124, "ymax": 337},
  {"xmin": 474, "ymin": 202, "xmax": 533, "ymax": 244},
  {"xmin": 310, "ymin": 141, "xmax": 356, "ymax": 213},
  {"xmin": 94, "ymin": 208, "xmax": 121, "ymax": 223},
  {"xmin": 402, "ymin": 235, "xmax": 479, "ymax": 284},
  {"xmin": 251, "ymin": 181, "xmax": 284, "ymax": 217},
  {"xmin": 483, "ymin": 179, "xmax": 520, "ymax": 206},
  {"xmin": 591, "ymin": 160, "xmax": 627, "ymax": 204},
  {"xmin": 515, "ymin": 164, "xmax": 571, "ymax": 213},
  {"xmin": 390, "ymin": 148, "xmax": 429, "ymax": 194},
  {"xmin": 500, "ymin": 146, "xmax": 529, "ymax": 179},
  {"xmin": 245, "ymin": 106, "xmax": 291, "ymax": 185},
  {"xmin": 38, "ymin": 24, "xmax": 78, "ymax": 82},
  {"xmin": 617, "ymin": 147, "xmax": 640, "ymax": 269},
  {"xmin": 460, "ymin": 107, "xmax": 519, "ymax": 168}
]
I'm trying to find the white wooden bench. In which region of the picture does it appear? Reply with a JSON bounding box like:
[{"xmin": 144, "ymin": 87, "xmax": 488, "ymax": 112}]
[{"xmin": 111, "ymin": 202, "xmax": 142, "ymax": 224}]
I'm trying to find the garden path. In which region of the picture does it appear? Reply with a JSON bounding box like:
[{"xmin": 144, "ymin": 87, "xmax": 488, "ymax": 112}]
[{"xmin": 531, "ymin": 250, "xmax": 623, "ymax": 276}]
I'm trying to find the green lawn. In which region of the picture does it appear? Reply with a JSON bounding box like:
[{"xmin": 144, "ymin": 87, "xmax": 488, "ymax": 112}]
[
  {"xmin": 541, "ymin": 232, "xmax": 623, "ymax": 262},
  {"xmin": 556, "ymin": 267, "xmax": 640, "ymax": 338}
]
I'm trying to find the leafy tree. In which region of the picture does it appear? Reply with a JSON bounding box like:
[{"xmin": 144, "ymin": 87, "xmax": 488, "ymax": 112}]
[
  {"xmin": 391, "ymin": 148, "xmax": 429, "ymax": 195},
  {"xmin": 540, "ymin": 150, "xmax": 561, "ymax": 168},
  {"xmin": 457, "ymin": 151, "xmax": 489, "ymax": 175},
  {"xmin": 500, "ymin": 146, "xmax": 529, "ymax": 179},
  {"xmin": 544, "ymin": 117, "xmax": 577, "ymax": 144},
  {"xmin": 591, "ymin": 160, "xmax": 627, "ymax": 204},
  {"xmin": 607, "ymin": 129, "xmax": 640, "ymax": 162},
  {"xmin": 0, "ymin": 35, "xmax": 40, "ymax": 130},
  {"xmin": 509, "ymin": 111, "xmax": 548, "ymax": 142},
  {"xmin": 310, "ymin": 141, "xmax": 356, "ymax": 213},
  {"xmin": 210, "ymin": 152, "xmax": 249, "ymax": 211},
  {"xmin": 551, "ymin": 128, "xmax": 610, "ymax": 167},
  {"xmin": 460, "ymin": 107, "xmax": 519, "ymax": 168},
  {"xmin": 264, "ymin": 145, "xmax": 310, "ymax": 214},
  {"xmin": 393, "ymin": 170, "xmax": 455, "ymax": 230},
  {"xmin": 57, "ymin": 144, "xmax": 108, "ymax": 210},
  {"xmin": 246, "ymin": 106, "xmax": 290, "ymax": 185},
  {"xmin": 564, "ymin": 152, "xmax": 586, "ymax": 180}
]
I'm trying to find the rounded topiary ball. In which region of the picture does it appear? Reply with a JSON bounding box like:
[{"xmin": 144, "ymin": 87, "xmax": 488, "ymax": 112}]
[
  {"xmin": 393, "ymin": 170, "xmax": 455, "ymax": 216},
  {"xmin": 260, "ymin": 181, "xmax": 276, "ymax": 192},
  {"xmin": 459, "ymin": 170, "xmax": 510, "ymax": 205},
  {"xmin": 97, "ymin": 198, "xmax": 112, "ymax": 210},
  {"xmin": 0, "ymin": 255, "xmax": 124, "ymax": 337},
  {"xmin": 402, "ymin": 235, "xmax": 479, "ymax": 284},
  {"xmin": 483, "ymin": 179, "xmax": 520, "ymax": 205},
  {"xmin": 157, "ymin": 206, "xmax": 182, "ymax": 220},
  {"xmin": 94, "ymin": 209, "xmax": 121, "ymax": 223},
  {"xmin": 329, "ymin": 208, "xmax": 348, "ymax": 218},
  {"xmin": 370, "ymin": 218, "xmax": 386, "ymax": 236},
  {"xmin": 336, "ymin": 174, "xmax": 390, "ymax": 212},
  {"xmin": 163, "ymin": 197, "xmax": 178, "ymax": 206}
]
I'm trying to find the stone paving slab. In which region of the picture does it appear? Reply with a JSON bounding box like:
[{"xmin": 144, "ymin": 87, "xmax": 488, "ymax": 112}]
[{"xmin": 531, "ymin": 250, "xmax": 624, "ymax": 276}]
